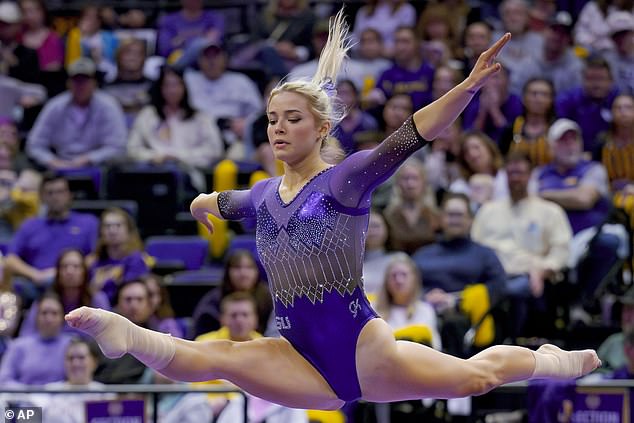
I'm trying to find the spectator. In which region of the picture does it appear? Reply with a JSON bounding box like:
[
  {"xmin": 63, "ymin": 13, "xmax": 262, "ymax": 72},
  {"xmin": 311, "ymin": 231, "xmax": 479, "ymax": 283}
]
[
  {"xmin": 0, "ymin": 260, "xmax": 21, "ymax": 356},
  {"xmin": 534, "ymin": 119, "xmax": 627, "ymax": 313},
  {"xmin": 88, "ymin": 207, "xmax": 151, "ymax": 305},
  {"xmin": 449, "ymin": 131, "xmax": 509, "ymax": 200},
  {"xmin": 555, "ymin": 55, "xmax": 620, "ymax": 152},
  {"xmin": 419, "ymin": 119, "xmax": 462, "ymax": 193},
  {"xmin": 492, "ymin": 0, "xmax": 544, "ymax": 80},
  {"xmin": 510, "ymin": 11, "xmax": 584, "ymax": 96},
  {"xmin": 607, "ymin": 325, "xmax": 634, "ymax": 379},
  {"xmin": 157, "ymin": 0, "xmax": 224, "ymax": 60},
  {"xmin": 191, "ymin": 250, "xmax": 272, "ymax": 338},
  {"xmin": 19, "ymin": 249, "xmax": 110, "ymax": 337},
  {"xmin": 603, "ymin": 12, "xmax": 634, "ymax": 95},
  {"xmin": 417, "ymin": 3, "xmax": 460, "ymax": 59},
  {"xmin": 431, "ymin": 65, "xmax": 462, "ymax": 101},
  {"xmin": 0, "ymin": 117, "xmax": 30, "ymax": 171},
  {"xmin": 349, "ymin": 28, "xmax": 391, "ymax": 96},
  {"xmin": 472, "ymin": 152, "xmax": 572, "ymax": 333},
  {"xmin": 368, "ymin": 27, "xmax": 435, "ymax": 110},
  {"xmin": 26, "ymin": 58, "xmax": 127, "ymax": 170},
  {"xmin": 0, "ymin": 75, "xmax": 47, "ymax": 121},
  {"xmin": 499, "ymin": 78, "xmax": 556, "ymax": 166},
  {"xmin": 144, "ymin": 273, "xmax": 183, "ymax": 338},
  {"xmin": 413, "ymin": 193, "xmax": 506, "ymax": 319},
  {"xmin": 5, "ymin": 174, "xmax": 98, "ymax": 298},
  {"xmin": 332, "ymin": 79, "xmax": 378, "ymax": 155},
  {"xmin": 103, "ymin": 38, "xmax": 152, "ymax": 126},
  {"xmin": 462, "ymin": 65, "xmax": 523, "ymax": 143},
  {"xmin": 457, "ymin": 21, "xmax": 492, "ymax": 78},
  {"xmin": 18, "ymin": 0, "xmax": 63, "ymax": 72},
  {"xmin": 128, "ymin": 66, "xmax": 223, "ymax": 191},
  {"xmin": 35, "ymin": 339, "xmax": 116, "ymax": 423},
  {"xmin": 65, "ymin": 5, "xmax": 119, "ymax": 79},
  {"xmin": 352, "ymin": 0, "xmax": 416, "ymax": 57},
  {"xmin": 373, "ymin": 253, "xmax": 441, "ymax": 350},
  {"xmin": 597, "ymin": 287, "xmax": 634, "ymax": 371},
  {"xmin": 94, "ymin": 280, "xmax": 152, "ymax": 384},
  {"xmin": 0, "ymin": 293, "xmax": 71, "ymax": 385},
  {"xmin": 573, "ymin": 0, "xmax": 634, "ymax": 53},
  {"xmin": 194, "ymin": 292, "xmax": 308, "ymax": 423},
  {"xmin": 249, "ymin": 0, "xmax": 316, "ymax": 75},
  {"xmin": 384, "ymin": 158, "xmax": 440, "ymax": 255},
  {"xmin": 0, "ymin": 1, "xmax": 39, "ymax": 83},
  {"xmin": 185, "ymin": 40, "xmax": 262, "ymax": 148},
  {"xmin": 362, "ymin": 210, "xmax": 398, "ymax": 297},
  {"xmin": 593, "ymin": 93, "xmax": 634, "ymax": 192}
]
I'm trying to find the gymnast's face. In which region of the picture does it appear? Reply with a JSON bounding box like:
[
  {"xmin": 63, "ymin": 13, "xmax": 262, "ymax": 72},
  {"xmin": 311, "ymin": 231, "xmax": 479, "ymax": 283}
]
[{"xmin": 267, "ymin": 91, "xmax": 329, "ymax": 166}]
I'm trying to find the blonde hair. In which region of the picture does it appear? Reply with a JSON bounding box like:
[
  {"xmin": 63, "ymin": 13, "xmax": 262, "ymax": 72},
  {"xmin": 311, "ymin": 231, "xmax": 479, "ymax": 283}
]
[
  {"xmin": 385, "ymin": 157, "xmax": 438, "ymax": 212},
  {"xmin": 268, "ymin": 8, "xmax": 352, "ymax": 160},
  {"xmin": 373, "ymin": 253, "xmax": 422, "ymax": 321}
]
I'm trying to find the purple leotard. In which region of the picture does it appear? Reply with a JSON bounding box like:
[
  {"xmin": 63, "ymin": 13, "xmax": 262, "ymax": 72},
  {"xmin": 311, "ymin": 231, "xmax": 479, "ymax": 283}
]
[{"xmin": 218, "ymin": 116, "xmax": 427, "ymax": 401}]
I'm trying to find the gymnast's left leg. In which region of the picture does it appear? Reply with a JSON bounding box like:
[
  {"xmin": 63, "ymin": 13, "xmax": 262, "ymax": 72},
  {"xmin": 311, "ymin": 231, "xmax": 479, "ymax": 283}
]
[{"xmin": 356, "ymin": 319, "xmax": 601, "ymax": 403}]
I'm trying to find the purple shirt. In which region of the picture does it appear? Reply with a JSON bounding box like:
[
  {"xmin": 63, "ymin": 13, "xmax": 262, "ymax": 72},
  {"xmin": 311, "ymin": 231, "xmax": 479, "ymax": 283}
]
[
  {"xmin": 376, "ymin": 62, "xmax": 435, "ymax": 109},
  {"xmin": 18, "ymin": 292, "xmax": 111, "ymax": 337},
  {"xmin": 333, "ymin": 112, "xmax": 378, "ymax": 155},
  {"xmin": 555, "ymin": 86, "xmax": 620, "ymax": 152},
  {"xmin": 8, "ymin": 212, "xmax": 98, "ymax": 269},
  {"xmin": 0, "ymin": 333, "xmax": 72, "ymax": 385},
  {"xmin": 535, "ymin": 160, "xmax": 611, "ymax": 233},
  {"xmin": 462, "ymin": 92, "xmax": 524, "ymax": 143},
  {"xmin": 91, "ymin": 251, "xmax": 151, "ymax": 305},
  {"xmin": 157, "ymin": 10, "xmax": 225, "ymax": 57}
]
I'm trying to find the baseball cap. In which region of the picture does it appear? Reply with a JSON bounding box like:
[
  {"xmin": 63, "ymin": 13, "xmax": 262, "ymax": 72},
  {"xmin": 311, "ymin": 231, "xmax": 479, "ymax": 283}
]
[
  {"xmin": 547, "ymin": 118, "xmax": 582, "ymax": 143},
  {"xmin": 68, "ymin": 58, "xmax": 97, "ymax": 78},
  {"xmin": 0, "ymin": 2, "xmax": 21, "ymax": 24},
  {"xmin": 607, "ymin": 11, "xmax": 634, "ymax": 36}
]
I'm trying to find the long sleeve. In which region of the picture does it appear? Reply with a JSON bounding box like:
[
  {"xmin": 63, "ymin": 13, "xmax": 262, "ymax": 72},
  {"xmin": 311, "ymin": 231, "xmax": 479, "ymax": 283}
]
[
  {"xmin": 26, "ymin": 96, "xmax": 63, "ymax": 166},
  {"xmin": 534, "ymin": 203, "xmax": 572, "ymax": 272},
  {"xmin": 177, "ymin": 113, "xmax": 224, "ymax": 167},
  {"xmin": 85, "ymin": 96, "xmax": 127, "ymax": 164},
  {"xmin": 127, "ymin": 107, "xmax": 160, "ymax": 162},
  {"xmin": 0, "ymin": 341, "xmax": 20, "ymax": 384},
  {"xmin": 329, "ymin": 116, "xmax": 428, "ymax": 209},
  {"xmin": 217, "ymin": 189, "xmax": 257, "ymax": 220}
]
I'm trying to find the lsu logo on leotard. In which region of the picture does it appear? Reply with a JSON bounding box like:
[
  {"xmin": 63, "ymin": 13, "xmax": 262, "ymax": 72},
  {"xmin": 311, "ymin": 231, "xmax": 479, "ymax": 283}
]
[
  {"xmin": 275, "ymin": 316, "xmax": 292, "ymax": 330},
  {"xmin": 349, "ymin": 299, "xmax": 361, "ymax": 318}
]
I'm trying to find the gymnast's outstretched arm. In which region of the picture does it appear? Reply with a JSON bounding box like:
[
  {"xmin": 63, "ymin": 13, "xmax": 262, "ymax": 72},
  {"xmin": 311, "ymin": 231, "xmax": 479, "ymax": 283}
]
[{"xmin": 412, "ymin": 33, "xmax": 509, "ymax": 141}]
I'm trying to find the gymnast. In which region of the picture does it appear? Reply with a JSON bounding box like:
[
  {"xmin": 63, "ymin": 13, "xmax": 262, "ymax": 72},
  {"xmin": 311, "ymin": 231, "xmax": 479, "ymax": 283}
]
[{"xmin": 66, "ymin": 10, "xmax": 600, "ymax": 411}]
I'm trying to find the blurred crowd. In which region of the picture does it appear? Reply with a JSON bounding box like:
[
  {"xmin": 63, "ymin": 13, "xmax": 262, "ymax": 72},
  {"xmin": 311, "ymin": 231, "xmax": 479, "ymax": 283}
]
[{"xmin": 0, "ymin": 0, "xmax": 633, "ymax": 421}]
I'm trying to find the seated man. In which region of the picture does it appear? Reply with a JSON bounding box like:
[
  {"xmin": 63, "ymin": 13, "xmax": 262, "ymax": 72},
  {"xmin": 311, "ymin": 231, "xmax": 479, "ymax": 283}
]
[
  {"xmin": 26, "ymin": 58, "xmax": 127, "ymax": 170},
  {"xmin": 5, "ymin": 174, "xmax": 98, "ymax": 301},
  {"xmin": 413, "ymin": 192, "xmax": 506, "ymax": 354},
  {"xmin": 472, "ymin": 151, "xmax": 572, "ymax": 335},
  {"xmin": 195, "ymin": 292, "xmax": 308, "ymax": 423},
  {"xmin": 94, "ymin": 280, "xmax": 152, "ymax": 384},
  {"xmin": 598, "ymin": 288, "xmax": 634, "ymax": 371},
  {"xmin": 533, "ymin": 119, "xmax": 628, "ymax": 315}
]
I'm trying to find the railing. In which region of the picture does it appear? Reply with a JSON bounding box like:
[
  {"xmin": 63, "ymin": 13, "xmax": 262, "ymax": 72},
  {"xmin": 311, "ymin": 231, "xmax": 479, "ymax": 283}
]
[{"xmin": 0, "ymin": 384, "xmax": 248, "ymax": 423}]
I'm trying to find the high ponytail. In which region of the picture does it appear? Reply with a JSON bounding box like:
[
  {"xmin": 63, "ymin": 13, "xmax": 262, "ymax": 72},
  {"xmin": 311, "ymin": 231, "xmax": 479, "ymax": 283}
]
[{"xmin": 268, "ymin": 8, "xmax": 353, "ymax": 129}]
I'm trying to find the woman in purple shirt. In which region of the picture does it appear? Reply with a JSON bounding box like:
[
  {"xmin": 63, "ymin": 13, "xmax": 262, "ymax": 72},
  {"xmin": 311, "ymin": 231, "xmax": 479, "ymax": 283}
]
[{"xmin": 66, "ymin": 12, "xmax": 599, "ymax": 411}]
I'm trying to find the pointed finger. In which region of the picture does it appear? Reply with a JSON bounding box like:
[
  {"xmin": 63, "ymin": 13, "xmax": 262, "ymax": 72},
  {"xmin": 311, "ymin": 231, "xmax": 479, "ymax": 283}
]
[{"xmin": 483, "ymin": 32, "xmax": 511, "ymax": 62}]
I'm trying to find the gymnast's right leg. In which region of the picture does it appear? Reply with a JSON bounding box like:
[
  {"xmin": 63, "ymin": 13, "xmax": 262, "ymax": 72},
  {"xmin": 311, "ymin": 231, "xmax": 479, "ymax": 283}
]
[{"xmin": 66, "ymin": 307, "xmax": 344, "ymax": 410}]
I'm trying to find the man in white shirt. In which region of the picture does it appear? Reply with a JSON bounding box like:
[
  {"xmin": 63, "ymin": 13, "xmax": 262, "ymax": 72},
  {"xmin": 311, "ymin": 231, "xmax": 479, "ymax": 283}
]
[
  {"xmin": 472, "ymin": 151, "xmax": 572, "ymax": 335},
  {"xmin": 184, "ymin": 40, "xmax": 262, "ymax": 146}
]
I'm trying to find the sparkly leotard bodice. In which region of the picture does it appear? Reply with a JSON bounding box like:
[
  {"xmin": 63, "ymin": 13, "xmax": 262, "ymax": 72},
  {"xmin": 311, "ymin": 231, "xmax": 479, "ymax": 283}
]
[
  {"xmin": 219, "ymin": 117, "xmax": 427, "ymax": 303},
  {"xmin": 218, "ymin": 116, "xmax": 427, "ymax": 401}
]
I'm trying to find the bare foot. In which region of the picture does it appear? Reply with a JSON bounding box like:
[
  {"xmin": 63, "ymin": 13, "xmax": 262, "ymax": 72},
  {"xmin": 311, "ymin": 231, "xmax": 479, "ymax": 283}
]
[
  {"xmin": 533, "ymin": 344, "xmax": 601, "ymax": 379},
  {"xmin": 66, "ymin": 306, "xmax": 130, "ymax": 359}
]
